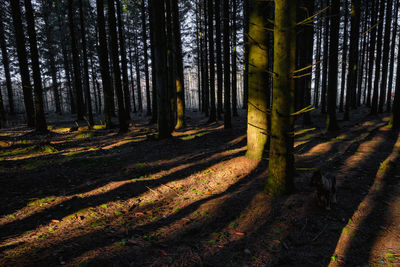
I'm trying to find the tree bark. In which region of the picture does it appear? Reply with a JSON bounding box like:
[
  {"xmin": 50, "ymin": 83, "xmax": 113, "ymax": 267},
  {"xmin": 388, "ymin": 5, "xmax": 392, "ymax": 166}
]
[
  {"xmin": 386, "ymin": 0, "xmax": 399, "ymax": 112},
  {"xmin": 150, "ymin": 0, "xmax": 172, "ymax": 138},
  {"xmin": 68, "ymin": 0, "xmax": 85, "ymax": 121},
  {"xmin": 245, "ymin": 0, "xmax": 269, "ymax": 160},
  {"xmin": 223, "ymin": 0, "xmax": 231, "ymax": 128},
  {"xmin": 0, "ymin": 10, "xmax": 15, "ymax": 115},
  {"xmin": 327, "ymin": 0, "xmax": 340, "ymax": 131},
  {"xmin": 173, "ymin": 0, "xmax": 186, "ymax": 128},
  {"xmin": 9, "ymin": 0, "xmax": 35, "ymax": 127},
  {"xmin": 96, "ymin": 0, "xmax": 113, "ymax": 128},
  {"xmin": 141, "ymin": 0, "xmax": 152, "ymax": 117},
  {"xmin": 116, "ymin": 0, "xmax": 132, "ymax": 119},
  {"xmin": 266, "ymin": 0, "xmax": 296, "ymax": 196},
  {"xmin": 216, "ymin": 1, "xmax": 223, "ymax": 118},
  {"xmin": 344, "ymin": 0, "xmax": 361, "ymax": 120},
  {"xmin": 107, "ymin": 0, "xmax": 128, "ymax": 132}
]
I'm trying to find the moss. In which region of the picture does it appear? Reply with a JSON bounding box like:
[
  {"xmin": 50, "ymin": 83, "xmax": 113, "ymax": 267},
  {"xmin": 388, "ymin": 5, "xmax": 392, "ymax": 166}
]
[{"xmin": 76, "ymin": 132, "xmax": 94, "ymax": 139}]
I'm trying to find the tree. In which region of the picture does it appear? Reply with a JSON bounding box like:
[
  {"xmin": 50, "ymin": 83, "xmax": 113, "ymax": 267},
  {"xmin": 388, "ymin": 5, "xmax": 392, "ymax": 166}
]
[
  {"xmin": 42, "ymin": 0, "xmax": 62, "ymax": 115},
  {"xmin": 242, "ymin": 0, "xmax": 249, "ymax": 110},
  {"xmin": 386, "ymin": 0, "xmax": 399, "ymax": 112},
  {"xmin": 389, "ymin": 31, "xmax": 400, "ymax": 131},
  {"xmin": 266, "ymin": 0, "xmax": 296, "ymax": 196},
  {"xmin": 245, "ymin": 0, "xmax": 269, "ymax": 160},
  {"xmin": 79, "ymin": 0, "xmax": 94, "ymax": 126},
  {"xmin": 320, "ymin": 0, "xmax": 329, "ymax": 114},
  {"xmin": 231, "ymin": 0, "xmax": 238, "ymax": 117},
  {"xmin": 0, "ymin": 10, "xmax": 15, "ymax": 115},
  {"xmin": 150, "ymin": 0, "xmax": 172, "ymax": 138},
  {"xmin": 116, "ymin": 0, "xmax": 131, "ymax": 119},
  {"xmin": 215, "ymin": 1, "xmax": 223, "ymax": 119},
  {"xmin": 378, "ymin": 0, "xmax": 393, "ymax": 113},
  {"xmin": 327, "ymin": 0, "xmax": 340, "ymax": 131},
  {"xmin": 141, "ymin": 0, "xmax": 151, "ymax": 117},
  {"xmin": 339, "ymin": 0, "xmax": 349, "ymax": 112},
  {"xmin": 68, "ymin": 0, "xmax": 85, "ymax": 121},
  {"xmin": 223, "ymin": 0, "xmax": 231, "ymax": 128},
  {"xmin": 173, "ymin": 0, "xmax": 186, "ymax": 129},
  {"xmin": 366, "ymin": 0, "xmax": 377, "ymax": 107},
  {"xmin": 96, "ymin": 0, "xmax": 113, "ymax": 128},
  {"xmin": 25, "ymin": 0, "xmax": 48, "ymax": 132},
  {"xmin": 9, "ymin": 0, "xmax": 35, "ymax": 127},
  {"xmin": 370, "ymin": 0, "xmax": 385, "ymax": 115},
  {"xmin": 207, "ymin": 0, "xmax": 216, "ymax": 122},
  {"xmin": 108, "ymin": 0, "xmax": 128, "ymax": 132}
]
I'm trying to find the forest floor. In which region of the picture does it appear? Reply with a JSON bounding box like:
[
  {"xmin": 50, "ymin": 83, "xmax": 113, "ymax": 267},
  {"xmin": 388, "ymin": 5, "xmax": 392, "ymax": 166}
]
[{"xmin": 0, "ymin": 108, "xmax": 400, "ymax": 266}]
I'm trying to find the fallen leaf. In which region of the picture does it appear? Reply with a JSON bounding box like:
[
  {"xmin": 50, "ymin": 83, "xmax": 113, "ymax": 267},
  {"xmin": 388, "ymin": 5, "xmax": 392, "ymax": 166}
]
[
  {"xmin": 235, "ymin": 232, "xmax": 245, "ymax": 236},
  {"xmin": 51, "ymin": 219, "xmax": 60, "ymax": 223},
  {"xmin": 135, "ymin": 212, "xmax": 145, "ymax": 216},
  {"xmin": 160, "ymin": 250, "xmax": 168, "ymax": 256}
]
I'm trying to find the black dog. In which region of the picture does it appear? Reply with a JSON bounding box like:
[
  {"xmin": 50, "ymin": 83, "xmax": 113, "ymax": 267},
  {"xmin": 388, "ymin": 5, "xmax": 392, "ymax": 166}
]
[{"xmin": 310, "ymin": 170, "xmax": 337, "ymax": 210}]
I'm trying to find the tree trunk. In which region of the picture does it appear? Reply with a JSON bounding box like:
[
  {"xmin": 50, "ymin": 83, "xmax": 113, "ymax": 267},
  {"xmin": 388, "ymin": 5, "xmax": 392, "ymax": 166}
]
[
  {"xmin": 266, "ymin": 0, "xmax": 296, "ymax": 196},
  {"xmin": 327, "ymin": 0, "xmax": 340, "ymax": 131},
  {"xmin": 389, "ymin": 31, "xmax": 400, "ymax": 130},
  {"xmin": 245, "ymin": 0, "xmax": 269, "ymax": 160},
  {"xmin": 366, "ymin": 0, "xmax": 377, "ymax": 108},
  {"xmin": 25, "ymin": 0, "xmax": 48, "ymax": 132},
  {"xmin": 173, "ymin": 0, "xmax": 186, "ymax": 128},
  {"xmin": 387, "ymin": 0, "xmax": 399, "ymax": 112},
  {"xmin": 231, "ymin": 0, "xmax": 238, "ymax": 117},
  {"xmin": 242, "ymin": 0, "xmax": 249, "ymax": 110},
  {"xmin": 116, "ymin": 0, "xmax": 132, "ymax": 119},
  {"xmin": 370, "ymin": 0, "xmax": 385, "ymax": 115},
  {"xmin": 321, "ymin": 0, "xmax": 329, "ymax": 114},
  {"xmin": 0, "ymin": 10, "xmax": 15, "ymax": 115},
  {"xmin": 79, "ymin": 0, "xmax": 94, "ymax": 126},
  {"xmin": 150, "ymin": 0, "xmax": 172, "ymax": 138},
  {"xmin": 223, "ymin": 0, "xmax": 231, "ymax": 128},
  {"xmin": 9, "ymin": 0, "xmax": 35, "ymax": 127},
  {"xmin": 339, "ymin": 0, "xmax": 349, "ymax": 112},
  {"xmin": 141, "ymin": 0, "xmax": 152, "ymax": 117},
  {"xmin": 68, "ymin": 0, "xmax": 85, "ymax": 121},
  {"xmin": 344, "ymin": 0, "xmax": 361, "ymax": 120},
  {"xmin": 148, "ymin": 2, "xmax": 157, "ymax": 123},
  {"xmin": 96, "ymin": 0, "xmax": 113, "ymax": 128},
  {"xmin": 107, "ymin": 0, "xmax": 128, "ymax": 132},
  {"xmin": 206, "ymin": 0, "xmax": 216, "ymax": 122},
  {"xmin": 216, "ymin": 1, "xmax": 223, "ymax": 118},
  {"xmin": 378, "ymin": 0, "xmax": 393, "ymax": 113}
]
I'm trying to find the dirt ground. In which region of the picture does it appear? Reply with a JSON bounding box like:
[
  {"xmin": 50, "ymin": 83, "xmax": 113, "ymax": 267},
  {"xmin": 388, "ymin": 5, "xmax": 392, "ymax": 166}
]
[{"xmin": 0, "ymin": 108, "xmax": 399, "ymax": 266}]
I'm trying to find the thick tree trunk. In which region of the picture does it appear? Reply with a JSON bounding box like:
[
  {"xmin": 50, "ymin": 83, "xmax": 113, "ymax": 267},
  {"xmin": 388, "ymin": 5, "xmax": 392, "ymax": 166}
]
[
  {"xmin": 148, "ymin": 2, "xmax": 157, "ymax": 123},
  {"xmin": 150, "ymin": 0, "xmax": 172, "ymax": 138},
  {"xmin": 390, "ymin": 31, "xmax": 400, "ymax": 130},
  {"xmin": 10, "ymin": 0, "xmax": 35, "ymax": 127},
  {"xmin": 266, "ymin": 0, "xmax": 296, "ymax": 196},
  {"xmin": 245, "ymin": 0, "xmax": 269, "ymax": 160}
]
